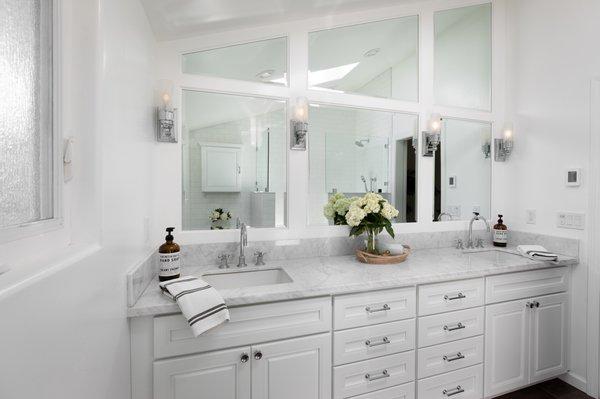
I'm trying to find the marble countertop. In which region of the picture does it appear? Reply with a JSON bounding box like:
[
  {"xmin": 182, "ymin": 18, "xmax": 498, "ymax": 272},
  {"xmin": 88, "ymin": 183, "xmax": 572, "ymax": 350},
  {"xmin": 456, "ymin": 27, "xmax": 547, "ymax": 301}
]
[{"xmin": 128, "ymin": 247, "xmax": 577, "ymax": 318}]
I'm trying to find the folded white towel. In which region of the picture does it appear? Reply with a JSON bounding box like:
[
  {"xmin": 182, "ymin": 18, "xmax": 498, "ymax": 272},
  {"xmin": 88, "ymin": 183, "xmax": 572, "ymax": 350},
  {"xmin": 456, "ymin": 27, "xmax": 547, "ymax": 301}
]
[
  {"xmin": 159, "ymin": 276, "xmax": 230, "ymax": 337},
  {"xmin": 517, "ymin": 245, "xmax": 559, "ymax": 262}
]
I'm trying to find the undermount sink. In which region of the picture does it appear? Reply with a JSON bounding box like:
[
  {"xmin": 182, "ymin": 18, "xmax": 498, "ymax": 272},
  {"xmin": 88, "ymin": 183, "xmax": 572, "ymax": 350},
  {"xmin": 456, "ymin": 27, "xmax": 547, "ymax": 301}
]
[
  {"xmin": 202, "ymin": 268, "xmax": 293, "ymax": 290},
  {"xmin": 463, "ymin": 249, "xmax": 524, "ymax": 263}
]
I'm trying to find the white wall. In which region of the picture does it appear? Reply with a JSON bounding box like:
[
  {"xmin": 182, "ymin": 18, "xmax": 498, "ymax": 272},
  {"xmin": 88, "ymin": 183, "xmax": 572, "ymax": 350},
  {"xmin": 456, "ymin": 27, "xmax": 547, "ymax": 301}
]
[
  {"xmin": 504, "ymin": 0, "xmax": 600, "ymax": 394},
  {"xmin": 0, "ymin": 0, "xmax": 158, "ymax": 398}
]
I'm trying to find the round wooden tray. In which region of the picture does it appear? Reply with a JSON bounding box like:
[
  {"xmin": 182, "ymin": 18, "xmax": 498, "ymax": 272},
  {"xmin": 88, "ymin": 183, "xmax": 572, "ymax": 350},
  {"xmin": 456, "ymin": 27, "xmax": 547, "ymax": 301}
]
[{"xmin": 356, "ymin": 246, "xmax": 411, "ymax": 265}]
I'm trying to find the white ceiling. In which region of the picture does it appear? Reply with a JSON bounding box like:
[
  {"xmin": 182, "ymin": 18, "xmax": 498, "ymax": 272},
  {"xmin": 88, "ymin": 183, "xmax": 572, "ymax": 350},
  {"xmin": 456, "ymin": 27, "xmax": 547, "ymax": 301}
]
[{"xmin": 141, "ymin": 0, "xmax": 429, "ymax": 40}]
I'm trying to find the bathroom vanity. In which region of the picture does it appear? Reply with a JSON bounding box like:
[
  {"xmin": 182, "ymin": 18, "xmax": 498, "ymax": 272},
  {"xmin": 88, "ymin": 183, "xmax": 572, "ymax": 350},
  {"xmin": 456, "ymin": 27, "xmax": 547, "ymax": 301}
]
[{"xmin": 129, "ymin": 248, "xmax": 575, "ymax": 399}]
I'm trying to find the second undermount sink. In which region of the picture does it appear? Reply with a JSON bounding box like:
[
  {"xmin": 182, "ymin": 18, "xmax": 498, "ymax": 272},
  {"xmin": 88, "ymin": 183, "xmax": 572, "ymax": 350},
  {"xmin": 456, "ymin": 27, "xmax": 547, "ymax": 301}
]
[{"xmin": 202, "ymin": 268, "xmax": 293, "ymax": 290}]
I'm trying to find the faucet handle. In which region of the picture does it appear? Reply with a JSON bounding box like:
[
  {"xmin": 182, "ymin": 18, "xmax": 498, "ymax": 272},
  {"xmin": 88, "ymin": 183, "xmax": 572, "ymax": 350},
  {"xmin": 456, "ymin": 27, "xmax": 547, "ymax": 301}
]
[
  {"xmin": 455, "ymin": 239, "xmax": 464, "ymax": 250},
  {"xmin": 217, "ymin": 253, "xmax": 231, "ymax": 269},
  {"xmin": 254, "ymin": 251, "xmax": 266, "ymax": 266},
  {"xmin": 476, "ymin": 238, "xmax": 484, "ymax": 248}
]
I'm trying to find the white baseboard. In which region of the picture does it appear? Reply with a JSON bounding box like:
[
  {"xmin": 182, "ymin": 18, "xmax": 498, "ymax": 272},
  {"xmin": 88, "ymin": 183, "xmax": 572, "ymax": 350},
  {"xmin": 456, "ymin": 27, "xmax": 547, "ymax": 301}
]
[{"xmin": 560, "ymin": 372, "xmax": 588, "ymax": 393}]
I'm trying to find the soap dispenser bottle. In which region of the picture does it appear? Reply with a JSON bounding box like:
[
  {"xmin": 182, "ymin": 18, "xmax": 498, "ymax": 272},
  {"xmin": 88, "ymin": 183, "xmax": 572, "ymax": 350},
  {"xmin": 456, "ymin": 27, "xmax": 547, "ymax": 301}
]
[
  {"xmin": 158, "ymin": 227, "xmax": 181, "ymax": 281},
  {"xmin": 493, "ymin": 215, "xmax": 508, "ymax": 247}
]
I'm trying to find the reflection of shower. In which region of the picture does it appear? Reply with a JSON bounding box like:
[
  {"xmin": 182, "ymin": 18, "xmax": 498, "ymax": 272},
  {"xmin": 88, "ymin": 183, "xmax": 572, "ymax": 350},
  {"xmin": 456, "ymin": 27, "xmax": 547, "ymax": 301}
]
[
  {"xmin": 360, "ymin": 176, "xmax": 369, "ymax": 192},
  {"xmin": 355, "ymin": 138, "xmax": 370, "ymax": 147},
  {"xmin": 360, "ymin": 175, "xmax": 378, "ymax": 192}
]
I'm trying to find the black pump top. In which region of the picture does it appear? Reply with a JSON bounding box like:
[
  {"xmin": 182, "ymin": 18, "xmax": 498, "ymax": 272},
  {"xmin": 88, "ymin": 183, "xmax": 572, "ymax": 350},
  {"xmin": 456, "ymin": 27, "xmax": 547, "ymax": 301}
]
[
  {"xmin": 497, "ymin": 215, "xmax": 504, "ymax": 223},
  {"xmin": 165, "ymin": 227, "xmax": 175, "ymax": 241}
]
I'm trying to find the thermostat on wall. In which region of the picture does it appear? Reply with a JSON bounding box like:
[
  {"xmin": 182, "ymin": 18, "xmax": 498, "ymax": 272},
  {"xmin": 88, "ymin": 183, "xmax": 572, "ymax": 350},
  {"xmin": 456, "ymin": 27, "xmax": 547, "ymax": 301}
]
[{"xmin": 566, "ymin": 168, "xmax": 581, "ymax": 187}]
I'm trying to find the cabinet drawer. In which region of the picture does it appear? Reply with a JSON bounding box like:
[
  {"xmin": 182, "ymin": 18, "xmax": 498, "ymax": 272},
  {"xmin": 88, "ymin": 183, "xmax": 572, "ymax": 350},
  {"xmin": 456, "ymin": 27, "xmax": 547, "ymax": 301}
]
[
  {"xmin": 485, "ymin": 267, "xmax": 568, "ymax": 304},
  {"xmin": 417, "ymin": 336, "xmax": 483, "ymax": 379},
  {"xmin": 334, "ymin": 319, "xmax": 415, "ymax": 365},
  {"xmin": 333, "ymin": 351, "xmax": 416, "ymax": 399},
  {"xmin": 417, "ymin": 364, "xmax": 483, "ymax": 399},
  {"xmin": 154, "ymin": 297, "xmax": 331, "ymax": 359},
  {"xmin": 334, "ymin": 287, "xmax": 416, "ymax": 330},
  {"xmin": 418, "ymin": 307, "xmax": 484, "ymax": 348},
  {"xmin": 349, "ymin": 382, "xmax": 415, "ymax": 399},
  {"xmin": 418, "ymin": 279, "xmax": 484, "ymax": 316}
]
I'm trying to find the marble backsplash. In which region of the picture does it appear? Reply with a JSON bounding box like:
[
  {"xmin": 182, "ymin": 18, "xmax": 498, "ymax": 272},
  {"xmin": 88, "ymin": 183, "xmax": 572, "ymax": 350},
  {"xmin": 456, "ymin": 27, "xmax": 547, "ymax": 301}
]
[{"xmin": 126, "ymin": 229, "xmax": 579, "ymax": 306}]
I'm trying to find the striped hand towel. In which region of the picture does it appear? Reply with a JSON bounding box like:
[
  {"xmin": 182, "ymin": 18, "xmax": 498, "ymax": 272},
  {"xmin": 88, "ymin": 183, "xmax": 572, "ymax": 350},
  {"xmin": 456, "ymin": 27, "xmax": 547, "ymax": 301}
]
[
  {"xmin": 517, "ymin": 245, "xmax": 559, "ymax": 262},
  {"xmin": 159, "ymin": 276, "xmax": 230, "ymax": 337}
]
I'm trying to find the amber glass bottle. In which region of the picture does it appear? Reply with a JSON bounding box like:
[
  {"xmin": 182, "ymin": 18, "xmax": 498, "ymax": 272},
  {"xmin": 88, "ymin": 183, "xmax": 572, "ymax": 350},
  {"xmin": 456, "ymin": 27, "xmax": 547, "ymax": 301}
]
[
  {"xmin": 493, "ymin": 215, "xmax": 508, "ymax": 247},
  {"xmin": 158, "ymin": 227, "xmax": 181, "ymax": 282}
]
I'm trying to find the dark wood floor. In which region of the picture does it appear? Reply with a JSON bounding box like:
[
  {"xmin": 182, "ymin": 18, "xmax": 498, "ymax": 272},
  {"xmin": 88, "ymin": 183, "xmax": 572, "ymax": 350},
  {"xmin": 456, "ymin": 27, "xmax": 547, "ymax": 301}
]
[{"xmin": 495, "ymin": 379, "xmax": 592, "ymax": 399}]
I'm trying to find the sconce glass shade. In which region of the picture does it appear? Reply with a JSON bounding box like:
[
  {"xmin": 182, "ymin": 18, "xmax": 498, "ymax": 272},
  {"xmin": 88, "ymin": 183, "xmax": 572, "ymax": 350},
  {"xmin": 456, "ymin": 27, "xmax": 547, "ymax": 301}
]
[
  {"xmin": 429, "ymin": 113, "xmax": 442, "ymax": 133},
  {"xmin": 292, "ymin": 97, "xmax": 309, "ymax": 123},
  {"xmin": 157, "ymin": 79, "xmax": 174, "ymax": 109},
  {"xmin": 502, "ymin": 123, "xmax": 514, "ymax": 141}
]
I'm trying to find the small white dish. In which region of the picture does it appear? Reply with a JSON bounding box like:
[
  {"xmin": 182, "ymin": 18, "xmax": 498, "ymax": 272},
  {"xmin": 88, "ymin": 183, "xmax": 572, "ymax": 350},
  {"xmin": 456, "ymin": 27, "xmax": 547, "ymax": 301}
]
[{"xmin": 378, "ymin": 241, "xmax": 405, "ymax": 255}]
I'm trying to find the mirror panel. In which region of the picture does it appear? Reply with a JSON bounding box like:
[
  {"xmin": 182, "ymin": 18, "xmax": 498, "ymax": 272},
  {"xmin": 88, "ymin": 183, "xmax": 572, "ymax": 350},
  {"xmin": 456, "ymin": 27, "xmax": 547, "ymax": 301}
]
[
  {"xmin": 308, "ymin": 16, "xmax": 419, "ymax": 101},
  {"xmin": 434, "ymin": 3, "xmax": 491, "ymax": 110},
  {"xmin": 182, "ymin": 37, "xmax": 288, "ymax": 86},
  {"xmin": 182, "ymin": 91, "xmax": 287, "ymax": 230},
  {"xmin": 308, "ymin": 104, "xmax": 418, "ymax": 225},
  {"xmin": 434, "ymin": 118, "xmax": 491, "ymax": 222}
]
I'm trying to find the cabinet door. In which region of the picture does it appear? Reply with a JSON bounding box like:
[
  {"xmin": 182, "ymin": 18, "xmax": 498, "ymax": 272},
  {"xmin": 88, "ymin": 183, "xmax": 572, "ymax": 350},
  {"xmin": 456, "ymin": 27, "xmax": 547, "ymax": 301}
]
[
  {"xmin": 484, "ymin": 299, "xmax": 530, "ymax": 397},
  {"xmin": 252, "ymin": 333, "xmax": 331, "ymax": 399},
  {"xmin": 154, "ymin": 346, "xmax": 251, "ymax": 399},
  {"xmin": 201, "ymin": 145, "xmax": 241, "ymax": 192},
  {"xmin": 530, "ymin": 293, "xmax": 569, "ymax": 383}
]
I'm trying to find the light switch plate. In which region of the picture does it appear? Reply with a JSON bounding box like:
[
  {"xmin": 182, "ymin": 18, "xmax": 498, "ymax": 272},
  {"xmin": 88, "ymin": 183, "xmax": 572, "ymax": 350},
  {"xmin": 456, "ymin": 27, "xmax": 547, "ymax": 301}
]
[
  {"xmin": 526, "ymin": 209, "xmax": 536, "ymax": 224},
  {"xmin": 557, "ymin": 212, "xmax": 585, "ymax": 230}
]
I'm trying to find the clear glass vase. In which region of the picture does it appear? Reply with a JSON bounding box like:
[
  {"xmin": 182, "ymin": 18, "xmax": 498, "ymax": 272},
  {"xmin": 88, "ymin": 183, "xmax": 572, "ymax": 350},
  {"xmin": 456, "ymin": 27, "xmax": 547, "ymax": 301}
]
[{"xmin": 365, "ymin": 228, "xmax": 378, "ymax": 254}]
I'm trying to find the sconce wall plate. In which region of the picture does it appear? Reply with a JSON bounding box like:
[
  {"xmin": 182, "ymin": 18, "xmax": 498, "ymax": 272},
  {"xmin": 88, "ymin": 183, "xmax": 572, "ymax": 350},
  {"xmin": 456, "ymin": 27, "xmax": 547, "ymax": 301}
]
[
  {"xmin": 421, "ymin": 131, "xmax": 440, "ymax": 157},
  {"xmin": 157, "ymin": 107, "xmax": 177, "ymax": 143},
  {"xmin": 290, "ymin": 120, "xmax": 308, "ymax": 151},
  {"xmin": 494, "ymin": 138, "xmax": 512, "ymax": 162}
]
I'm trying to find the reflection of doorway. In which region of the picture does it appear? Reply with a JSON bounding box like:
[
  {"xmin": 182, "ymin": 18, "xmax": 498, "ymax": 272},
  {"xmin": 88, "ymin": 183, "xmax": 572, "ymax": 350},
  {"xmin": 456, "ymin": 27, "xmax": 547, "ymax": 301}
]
[
  {"xmin": 434, "ymin": 142, "xmax": 442, "ymax": 221},
  {"xmin": 394, "ymin": 138, "xmax": 416, "ymax": 222}
]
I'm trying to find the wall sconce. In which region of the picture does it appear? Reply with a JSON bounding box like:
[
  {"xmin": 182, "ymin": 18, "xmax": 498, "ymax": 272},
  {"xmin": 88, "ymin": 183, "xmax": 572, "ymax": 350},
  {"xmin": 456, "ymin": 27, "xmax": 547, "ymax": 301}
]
[
  {"xmin": 494, "ymin": 123, "xmax": 514, "ymax": 162},
  {"xmin": 156, "ymin": 80, "xmax": 177, "ymax": 143},
  {"xmin": 290, "ymin": 97, "xmax": 308, "ymax": 151},
  {"xmin": 422, "ymin": 113, "xmax": 442, "ymax": 157}
]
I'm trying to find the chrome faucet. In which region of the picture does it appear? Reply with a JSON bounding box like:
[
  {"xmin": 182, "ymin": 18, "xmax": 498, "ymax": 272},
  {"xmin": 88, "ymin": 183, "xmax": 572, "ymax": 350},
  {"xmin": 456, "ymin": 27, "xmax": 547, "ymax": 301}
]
[
  {"xmin": 467, "ymin": 212, "xmax": 491, "ymax": 249},
  {"xmin": 237, "ymin": 220, "xmax": 248, "ymax": 267}
]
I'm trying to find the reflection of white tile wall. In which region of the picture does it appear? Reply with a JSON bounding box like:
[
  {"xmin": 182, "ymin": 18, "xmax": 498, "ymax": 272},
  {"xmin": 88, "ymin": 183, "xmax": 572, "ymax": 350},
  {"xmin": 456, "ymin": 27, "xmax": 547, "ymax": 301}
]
[{"xmin": 185, "ymin": 109, "xmax": 286, "ymax": 229}]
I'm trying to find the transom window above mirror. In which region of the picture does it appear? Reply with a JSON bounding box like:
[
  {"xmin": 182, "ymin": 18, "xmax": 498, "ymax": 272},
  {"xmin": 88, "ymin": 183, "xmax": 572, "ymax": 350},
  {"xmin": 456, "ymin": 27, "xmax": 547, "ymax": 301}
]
[
  {"xmin": 182, "ymin": 37, "xmax": 288, "ymax": 86},
  {"xmin": 182, "ymin": 91, "xmax": 287, "ymax": 231},
  {"xmin": 308, "ymin": 104, "xmax": 418, "ymax": 226},
  {"xmin": 308, "ymin": 16, "xmax": 419, "ymax": 101}
]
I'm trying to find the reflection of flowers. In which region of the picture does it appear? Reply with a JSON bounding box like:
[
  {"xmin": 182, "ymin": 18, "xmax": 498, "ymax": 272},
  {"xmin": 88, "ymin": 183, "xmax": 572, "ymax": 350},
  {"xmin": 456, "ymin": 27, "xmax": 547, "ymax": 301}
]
[
  {"xmin": 324, "ymin": 193, "xmax": 357, "ymax": 225},
  {"xmin": 209, "ymin": 208, "xmax": 232, "ymax": 222}
]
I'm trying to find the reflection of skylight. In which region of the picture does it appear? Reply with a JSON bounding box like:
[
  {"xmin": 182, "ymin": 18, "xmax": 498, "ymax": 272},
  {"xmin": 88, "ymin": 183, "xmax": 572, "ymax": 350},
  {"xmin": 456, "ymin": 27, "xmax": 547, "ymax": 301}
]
[
  {"xmin": 269, "ymin": 72, "xmax": 287, "ymax": 85},
  {"xmin": 308, "ymin": 62, "xmax": 359, "ymax": 87}
]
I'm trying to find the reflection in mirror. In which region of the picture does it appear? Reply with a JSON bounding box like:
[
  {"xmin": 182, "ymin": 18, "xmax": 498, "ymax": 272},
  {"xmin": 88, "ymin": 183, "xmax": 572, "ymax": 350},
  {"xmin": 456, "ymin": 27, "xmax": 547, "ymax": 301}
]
[
  {"xmin": 308, "ymin": 16, "xmax": 418, "ymax": 101},
  {"xmin": 308, "ymin": 105, "xmax": 418, "ymax": 225},
  {"xmin": 434, "ymin": 119, "xmax": 491, "ymax": 222},
  {"xmin": 182, "ymin": 91, "xmax": 287, "ymax": 230},
  {"xmin": 434, "ymin": 3, "xmax": 491, "ymax": 110},
  {"xmin": 182, "ymin": 37, "xmax": 287, "ymax": 86}
]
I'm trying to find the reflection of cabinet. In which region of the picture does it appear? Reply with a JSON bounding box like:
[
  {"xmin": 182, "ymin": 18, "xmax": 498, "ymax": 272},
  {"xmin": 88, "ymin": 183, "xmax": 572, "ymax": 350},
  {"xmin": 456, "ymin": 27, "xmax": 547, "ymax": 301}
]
[{"xmin": 201, "ymin": 145, "xmax": 241, "ymax": 192}]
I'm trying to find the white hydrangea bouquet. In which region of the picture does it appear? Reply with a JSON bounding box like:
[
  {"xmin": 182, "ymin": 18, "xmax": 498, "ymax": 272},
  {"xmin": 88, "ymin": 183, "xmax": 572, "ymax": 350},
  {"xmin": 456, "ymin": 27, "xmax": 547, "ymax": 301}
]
[
  {"xmin": 324, "ymin": 192, "xmax": 399, "ymax": 254},
  {"xmin": 209, "ymin": 208, "xmax": 232, "ymax": 230}
]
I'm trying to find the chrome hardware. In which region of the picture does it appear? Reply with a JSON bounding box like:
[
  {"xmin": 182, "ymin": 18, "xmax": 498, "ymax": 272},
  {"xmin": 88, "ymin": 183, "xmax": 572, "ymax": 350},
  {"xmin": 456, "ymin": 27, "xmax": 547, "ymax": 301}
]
[
  {"xmin": 254, "ymin": 251, "xmax": 266, "ymax": 266},
  {"xmin": 443, "ymin": 385, "xmax": 464, "ymax": 397},
  {"xmin": 467, "ymin": 212, "xmax": 491, "ymax": 249},
  {"xmin": 444, "ymin": 293, "xmax": 466, "ymax": 301},
  {"xmin": 217, "ymin": 254, "xmax": 231, "ymax": 269},
  {"xmin": 476, "ymin": 238, "xmax": 484, "ymax": 248},
  {"xmin": 237, "ymin": 220, "xmax": 248, "ymax": 267},
  {"xmin": 443, "ymin": 352, "xmax": 465, "ymax": 362},
  {"xmin": 254, "ymin": 351, "xmax": 263, "ymax": 360},
  {"xmin": 443, "ymin": 322, "xmax": 465, "ymax": 332},
  {"xmin": 365, "ymin": 304, "xmax": 391, "ymax": 313},
  {"xmin": 365, "ymin": 337, "xmax": 391, "ymax": 347},
  {"xmin": 526, "ymin": 302, "xmax": 535, "ymax": 309},
  {"xmin": 364, "ymin": 369, "xmax": 390, "ymax": 381},
  {"xmin": 455, "ymin": 239, "xmax": 464, "ymax": 250},
  {"xmin": 534, "ymin": 301, "xmax": 540, "ymax": 308},
  {"xmin": 240, "ymin": 353, "xmax": 249, "ymax": 363}
]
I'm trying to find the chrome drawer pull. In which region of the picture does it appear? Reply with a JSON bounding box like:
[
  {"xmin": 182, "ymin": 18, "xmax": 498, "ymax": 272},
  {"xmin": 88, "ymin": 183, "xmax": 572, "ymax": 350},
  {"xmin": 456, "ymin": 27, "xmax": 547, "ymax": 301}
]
[
  {"xmin": 443, "ymin": 352, "xmax": 465, "ymax": 362},
  {"xmin": 365, "ymin": 337, "xmax": 391, "ymax": 347},
  {"xmin": 443, "ymin": 385, "xmax": 464, "ymax": 396},
  {"xmin": 444, "ymin": 293, "xmax": 466, "ymax": 301},
  {"xmin": 364, "ymin": 369, "xmax": 389, "ymax": 381},
  {"xmin": 443, "ymin": 322, "xmax": 465, "ymax": 332},
  {"xmin": 365, "ymin": 304, "xmax": 390, "ymax": 313}
]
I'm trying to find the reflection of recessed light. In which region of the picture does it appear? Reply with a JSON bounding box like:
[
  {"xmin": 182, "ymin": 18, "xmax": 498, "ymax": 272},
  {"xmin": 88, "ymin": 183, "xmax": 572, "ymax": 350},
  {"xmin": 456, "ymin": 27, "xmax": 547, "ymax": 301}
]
[
  {"xmin": 256, "ymin": 69, "xmax": 275, "ymax": 80},
  {"xmin": 363, "ymin": 48, "xmax": 380, "ymax": 57}
]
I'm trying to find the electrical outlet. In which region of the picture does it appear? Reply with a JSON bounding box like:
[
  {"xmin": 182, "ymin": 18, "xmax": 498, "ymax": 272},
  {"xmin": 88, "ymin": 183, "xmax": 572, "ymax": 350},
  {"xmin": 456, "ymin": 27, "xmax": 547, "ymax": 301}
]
[
  {"xmin": 526, "ymin": 209, "xmax": 536, "ymax": 224},
  {"xmin": 557, "ymin": 212, "xmax": 585, "ymax": 230}
]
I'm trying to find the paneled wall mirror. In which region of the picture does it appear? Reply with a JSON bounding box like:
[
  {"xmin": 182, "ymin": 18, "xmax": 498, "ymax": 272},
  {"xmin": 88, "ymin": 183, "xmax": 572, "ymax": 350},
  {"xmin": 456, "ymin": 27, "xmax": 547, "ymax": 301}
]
[
  {"xmin": 308, "ymin": 105, "xmax": 418, "ymax": 225},
  {"xmin": 182, "ymin": 91, "xmax": 287, "ymax": 230},
  {"xmin": 434, "ymin": 119, "xmax": 491, "ymax": 222},
  {"xmin": 308, "ymin": 15, "xmax": 418, "ymax": 101}
]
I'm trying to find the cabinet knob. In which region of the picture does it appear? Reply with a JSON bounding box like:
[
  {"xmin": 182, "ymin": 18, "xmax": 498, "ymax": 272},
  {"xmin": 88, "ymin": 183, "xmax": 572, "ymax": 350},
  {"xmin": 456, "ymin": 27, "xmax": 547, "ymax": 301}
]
[
  {"xmin": 240, "ymin": 353, "xmax": 249, "ymax": 363},
  {"xmin": 254, "ymin": 351, "xmax": 263, "ymax": 360},
  {"xmin": 535, "ymin": 301, "xmax": 540, "ymax": 308}
]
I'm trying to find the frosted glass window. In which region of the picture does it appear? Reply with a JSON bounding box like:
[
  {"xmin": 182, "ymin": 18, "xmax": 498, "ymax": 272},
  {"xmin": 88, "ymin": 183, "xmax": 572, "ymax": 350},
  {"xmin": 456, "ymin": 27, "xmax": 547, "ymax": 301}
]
[
  {"xmin": 308, "ymin": 16, "xmax": 419, "ymax": 101},
  {"xmin": 0, "ymin": 0, "xmax": 54, "ymax": 229},
  {"xmin": 434, "ymin": 4, "xmax": 492, "ymax": 110},
  {"xmin": 308, "ymin": 105, "xmax": 418, "ymax": 225},
  {"xmin": 182, "ymin": 37, "xmax": 288, "ymax": 86}
]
